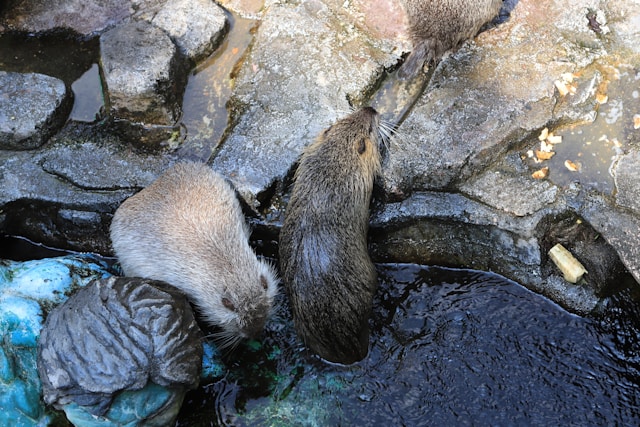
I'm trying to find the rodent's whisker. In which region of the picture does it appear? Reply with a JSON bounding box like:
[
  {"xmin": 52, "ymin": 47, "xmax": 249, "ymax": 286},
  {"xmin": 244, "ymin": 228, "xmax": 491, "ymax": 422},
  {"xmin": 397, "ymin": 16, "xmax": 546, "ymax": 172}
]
[
  {"xmin": 377, "ymin": 119, "xmax": 401, "ymax": 152},
  {"xmin": 209, "ymin": 329, "xmax": 242, "ymax": 354}
]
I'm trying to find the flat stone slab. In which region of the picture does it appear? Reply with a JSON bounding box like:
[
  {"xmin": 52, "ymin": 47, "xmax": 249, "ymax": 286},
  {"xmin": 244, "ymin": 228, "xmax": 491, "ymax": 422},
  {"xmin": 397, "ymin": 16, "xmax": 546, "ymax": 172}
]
[
  {"xmin": 0, "ymin": 123, "xmax": 172, "ymax": 253},
  {"xmin": 460, "ymin": 170, "xmax": 559, "ymax": 217},
  {"xmin": 212, "ymin": 0, "xmax": 399, "ymax": 206},
  {"xmin": 100, "ymin": 20, "xmax": 181, "ymax": 125},
  {"xmin": 144, "ymin": 0, "xmax": 228, "ymax": 63},
  {"xmin": 0, "ymin": 0, "xmax": 132, "ymax": 35},
  {"xmin": 0, "ymin": 71, "xmax": 71, "ymax": 150}
]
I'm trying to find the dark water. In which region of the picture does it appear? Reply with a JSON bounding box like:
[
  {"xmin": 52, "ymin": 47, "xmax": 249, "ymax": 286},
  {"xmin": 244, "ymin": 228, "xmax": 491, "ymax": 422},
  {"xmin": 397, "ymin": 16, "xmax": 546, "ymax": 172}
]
[
  {"xmin": 0, "ymin": 235, "xmax": 73, "ymax": 261},
  {"xmin": 178, "ymin": 264, "xmax": 640, "ymax": 426},
  {"xmin": 1, "ymin": 236, "xmax": 638, "ymax": 425}
]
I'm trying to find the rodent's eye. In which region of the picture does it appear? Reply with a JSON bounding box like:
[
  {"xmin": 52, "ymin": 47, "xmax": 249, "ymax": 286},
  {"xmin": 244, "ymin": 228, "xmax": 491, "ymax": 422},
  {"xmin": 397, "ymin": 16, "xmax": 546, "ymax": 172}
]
[
  {"xmin": 357, "ymin": 138, "xmax": 367, "ymax": 154},
  {"xmin": 222, "ymin": 297, "xmax": 236, "ymax": 311},
  {"xmin": 260, "ymin": 275, "xmax": 268, "ymax": 290}
]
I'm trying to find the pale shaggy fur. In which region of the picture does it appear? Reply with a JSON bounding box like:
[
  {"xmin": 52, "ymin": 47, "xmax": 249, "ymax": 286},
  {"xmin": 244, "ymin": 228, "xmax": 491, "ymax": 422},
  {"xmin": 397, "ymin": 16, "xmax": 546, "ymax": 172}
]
[
  {"xmin": 400, "ymin": 0, "xmax": 502, "ymax": 77},
  {"xmin": 110, "ymin": 162, "xmax": 278, "ymax": 348},
  {"xmin": 279, "ymin": 107, "xmax": 382, "ymax": 365}
]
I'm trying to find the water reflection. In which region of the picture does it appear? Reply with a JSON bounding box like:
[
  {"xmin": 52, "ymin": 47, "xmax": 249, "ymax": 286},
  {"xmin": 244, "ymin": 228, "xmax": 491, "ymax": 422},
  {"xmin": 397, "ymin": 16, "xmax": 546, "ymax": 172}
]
[
  {"xmin": 177, "ymin": 15, "xmax": 257, "ymax": 162},
  {"xmin": 535, "ymin": 64, "xmax": 639, "ymax": 193},
  {"xmin": 70, "ymin": 63, "xmax": 103, "ymax": 122}
]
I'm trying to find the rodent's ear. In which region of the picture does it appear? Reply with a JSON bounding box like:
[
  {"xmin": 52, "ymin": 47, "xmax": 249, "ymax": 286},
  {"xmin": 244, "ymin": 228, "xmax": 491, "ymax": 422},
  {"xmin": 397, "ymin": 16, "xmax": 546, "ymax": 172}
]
[
  {"xmin": 357, "ymin": 138, "xmax": 367, "ymax": 155},
  {"xmin": 222, "ymin": 297, "xmax": 236, "ymax": 311}
]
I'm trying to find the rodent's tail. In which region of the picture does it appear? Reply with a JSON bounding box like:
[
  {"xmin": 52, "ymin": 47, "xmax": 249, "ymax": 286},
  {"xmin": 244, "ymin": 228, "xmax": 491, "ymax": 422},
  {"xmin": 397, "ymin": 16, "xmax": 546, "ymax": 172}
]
[{"xmin": 397, "ymin": 42, "xmax": 431, "ymax": 80}]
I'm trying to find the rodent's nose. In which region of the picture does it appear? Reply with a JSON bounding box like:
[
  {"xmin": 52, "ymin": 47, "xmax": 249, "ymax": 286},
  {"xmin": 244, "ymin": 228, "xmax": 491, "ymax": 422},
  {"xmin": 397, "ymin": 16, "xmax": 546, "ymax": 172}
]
[
  {"xmin": 244, "ymin": 317, "xmax": 267, "ymax": 339},
  {"xmin": 361, "ymin": 106, "xmax": 378, "ymax": 116}
]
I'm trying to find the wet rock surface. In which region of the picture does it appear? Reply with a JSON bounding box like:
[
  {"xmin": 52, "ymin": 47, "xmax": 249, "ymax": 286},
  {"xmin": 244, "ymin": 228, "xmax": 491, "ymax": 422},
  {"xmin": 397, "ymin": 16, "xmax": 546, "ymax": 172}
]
[
  {"xmin": 0, "ymin": 0, "xmax": 639, "ymax": 316},
  {"xmin": 212, "ymin": 0, "xmax": 401, "ymax": 203},
  {"xmin": 0, "ymin": 122, "xmax": 172, "ymax": 253},
  {"xmin": 615, "ymin": 150, "xmax": 640, "ymax": 213},
  {"xmin": 100, "ymin": 21, "xmax": 180, "ymax": 125},
  {"xmin": 99, "ymin": 20, "xmax": 188, "ymax": 149},
  {"xmin": 140, "ymin": 0, "xmax": 228, "ymax": 63},
  {"xmin": 0, "ymin": 71, "xmax": 71, "ymax": 150},
  {"xmin": 0, "ymin": 0, "xmax": 133, "ymax": 36}
]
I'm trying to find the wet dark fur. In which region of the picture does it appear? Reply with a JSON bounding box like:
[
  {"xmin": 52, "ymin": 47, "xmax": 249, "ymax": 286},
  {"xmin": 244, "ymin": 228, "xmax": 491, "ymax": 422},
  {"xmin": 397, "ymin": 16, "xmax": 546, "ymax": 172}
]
[{"xmin": 279, "ymin": 107, "xmax": 382, "ymax": 365}]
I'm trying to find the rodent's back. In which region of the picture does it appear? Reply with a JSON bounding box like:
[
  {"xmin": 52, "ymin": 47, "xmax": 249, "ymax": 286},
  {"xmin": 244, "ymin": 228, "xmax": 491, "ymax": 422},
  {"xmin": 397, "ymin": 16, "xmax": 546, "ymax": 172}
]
[
  {"xmin": 110, "ymin": 162, "xmax": 278, "ymax": 344},
  {"xmin": 401, "ymin": 0, "xmax": 502, "ymax": 77},
  {"xmin": 280, "ymin": 108, "xmax": 382, "ymax": 280},
  {"xmin": 279, "ymin": 107, "xmax": 382, "ymax": 364},
  {"xmin": 111, "ymin": 163, "xmax": 246, "ymax": 283}
]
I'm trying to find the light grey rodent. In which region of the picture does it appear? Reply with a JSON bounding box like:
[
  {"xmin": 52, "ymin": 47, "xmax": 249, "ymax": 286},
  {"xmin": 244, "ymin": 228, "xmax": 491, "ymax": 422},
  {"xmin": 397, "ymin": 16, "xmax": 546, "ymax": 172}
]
[
  {"xmin": 400, "ymin": 0, "xmax": 503, "ymax": 78},
  {"xmin": 279, "ymin": 107, "xmax": 383, "ymax": 365},
  {"xmin": 110, "ymin": 162, "xmax": 278, "ymax": 349}
]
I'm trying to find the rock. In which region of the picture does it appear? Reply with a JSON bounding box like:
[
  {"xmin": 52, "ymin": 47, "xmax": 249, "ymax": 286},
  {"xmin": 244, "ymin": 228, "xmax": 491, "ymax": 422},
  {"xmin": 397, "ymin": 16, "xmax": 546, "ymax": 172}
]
[
  {"xmin": 0, "ymin": 255, "xmax": 113, "ymax": 426},
  {"xmin": 100, "ymin": 20, "xmax": 186, "ymax": 150},
  {"xmin": 382, "ymin": 0, "xmax": 607, "ymax": 197},
  {"xmin": 0, "ymin": 0, "xmax": 132, "ymax": 36},
  {"xmin": 142, "ymin": 0, "xmax": 228, "ymax": 63},
  {"xmin": 369, "ymin": 191, "xmax": 547, "ymax": 290},
  {"xmin": 580, "ymin": 194, "xmax": 640, "ymax": 285},
  {"xmin": 538, "ymin": 211, "xmax": 630, "ymax": 299},
  {"xmin": 217, "ymin": 0, "xmax": 265, "ymax": 17},
  {"xmin": 212, "ymin": 0, "xmax": 399, "ymax": 207},
  {"xmin": 460, "ymin": 169, "xmax": 559, "ymax": 217},
  {"xmin": 0, "ymin": 123, "xmax": 172, "ymax": 253},
  {"xmin": 614, "ymin": 148, "xmax": 640, "ymax": 214},
  {"xmin": 609, "ymin": 1, "xmax": 640, "ymax": 53},
  {"xmin": 342, "ymin": 0, "xmax": 410, "ymax": 42},
  {"xmin": 371, "ymin": 0, "xmax": 640, "ymax": 308},
  {"xmin": 37, "ymin": 276, "xmax": 203, "ymax": 424},
  {"xmin": 0, "ymin": 71, "xmax": 72, "ymax": 150},
  {"xmin": 39, "ymin": 130, "xmax": 171, "ymax": 190},
  {"xmin": 369, "ymin": 186, "xmax": 630, "ymax": 314}
]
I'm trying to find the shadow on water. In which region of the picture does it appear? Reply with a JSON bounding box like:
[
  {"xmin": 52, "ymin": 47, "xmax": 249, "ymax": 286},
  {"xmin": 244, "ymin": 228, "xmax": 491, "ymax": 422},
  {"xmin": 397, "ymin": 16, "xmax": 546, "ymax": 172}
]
[
  {"xmin": 177, "ymin": 264, "xmax": 640, "ymax": 426},
  {"xmin": 0, "ymin": 235, "xmax": 74, "ymax": 261},
  {"xmin": 0, "ymin": 32, "xmax": 98, "ymax": 84}
]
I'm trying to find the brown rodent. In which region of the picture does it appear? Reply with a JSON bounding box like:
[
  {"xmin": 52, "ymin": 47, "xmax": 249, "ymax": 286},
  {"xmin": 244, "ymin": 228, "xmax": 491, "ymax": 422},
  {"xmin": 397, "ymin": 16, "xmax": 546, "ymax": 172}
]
[
  {"xmin": 110, "ymin": 162, "xmax": 278, "ymax": 350},
  {"xmin": 279, "ymin": 107, "xmax": 383, "ymax": 365},
  {"xmin": 399, "ymin": 0, "xmax": 502, "ymax": 78}
]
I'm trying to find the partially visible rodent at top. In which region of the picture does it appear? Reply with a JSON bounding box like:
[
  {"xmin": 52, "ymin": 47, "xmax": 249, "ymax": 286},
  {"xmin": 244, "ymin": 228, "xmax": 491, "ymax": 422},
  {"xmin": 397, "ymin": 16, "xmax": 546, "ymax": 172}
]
[
  {"xmin": 399, "ymin": 0, "xmax": 503, "ymax": 78},
  {"xmin": 110, "ymin": 162, "xmax": 279, "ymax": 351},
  {"xmin": 279, "ymin": 107, "xmax": 384, "ymax": 365}
]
